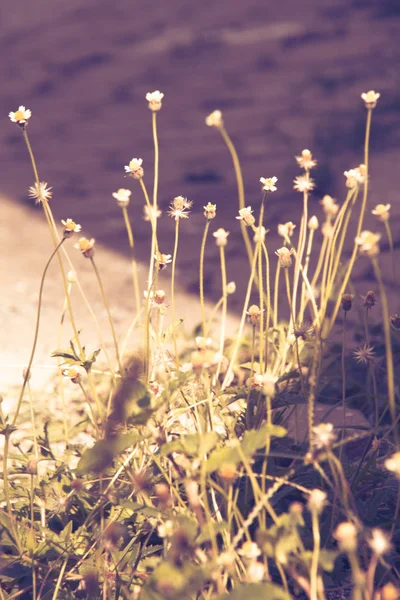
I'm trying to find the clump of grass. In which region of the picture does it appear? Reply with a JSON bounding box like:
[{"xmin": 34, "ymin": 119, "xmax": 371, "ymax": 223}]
[{"xmin": 1, "ymin": 90, "xmax": 399, "ymax": 599}]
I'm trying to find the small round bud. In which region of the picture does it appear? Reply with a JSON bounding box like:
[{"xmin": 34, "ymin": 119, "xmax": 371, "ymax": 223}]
[
  {"xmin": 218, "ymin": 463, "xmax": 237, "ymax": 484},
  {"xmin": 308, "ymin": 216, "xmax": 319, "ymax": 230},
  {"xmin": 26, "ymin": 459, "xmax": 38, "ymax": 475},
  {"xmin": 226, "ymin": 281, "xmax": 236, "ymax": 295},
  {"xmin": 361, "ymin": 291, "xmax": 376, "ymax": 310},
  {"xmin": 334, "ymin": 521, "xmax": 358, "ymax": 552},
  {"xmin": 341, "ymin": 293, "xmax": 355, "ymax": 312},
  {"xmin": 247, "ymin": 305, "xmax": 263, "ymax": 326},
  {"xmin": 308, "ymin": 489, "xmax": 327, "ymax": 514}
]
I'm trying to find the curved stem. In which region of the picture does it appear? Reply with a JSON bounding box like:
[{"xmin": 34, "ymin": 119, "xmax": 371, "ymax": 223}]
[
  {"xmin": 90, "ymin": 257, "xmax": 122, "ymax": 373},
  {"xmin": 200, "ymin": 221, "xmax": 211, "ymax": 336},
  {"xmin": 219, "ymin": 126, "xmax": 253, "ymax": 268},
  {"xmin": 121, "ymin": 205, "xmax": 141, "ymax": 315},
  {"xmin": 13, "ymin": 237, "xmax": 66, "ymax": 426}
]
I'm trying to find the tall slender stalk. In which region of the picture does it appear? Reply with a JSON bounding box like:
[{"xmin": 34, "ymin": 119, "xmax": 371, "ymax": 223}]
[
  {"xmin": 171, "ymin": 219, "xmax": 180, "ymax": 365},
  {"xmin": 219, "ymin": 126, "xmax": 253, "ymax": 269},
  {"xmin": 90, "ymin": 257, "xmax": 122, "ymax": 373},
  {"xmin": 200, "ymin": 221, "xmax": 211, "ymax": 336},
  {"xmin": 121, "ymin": 205, "xmax": 141, "ymax": 314}
]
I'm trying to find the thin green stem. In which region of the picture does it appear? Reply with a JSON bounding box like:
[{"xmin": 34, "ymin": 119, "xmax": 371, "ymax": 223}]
[
  {"xmin": 371, "ymin": 256, "xmax": 398, "ymax": 447},
  {"xmin": 171, "ymin": 219, "xmax": 180, "ymax": 365},
  {"xmin": 310, "ymin": 509, "xmax": 321, "ymax": 600},
  {"xmin": 200, "ymin": 220, "xmax": 211, "ymax": 336},
  {"xmin": 90, "ymin": 257, "xmax": 122, "ymax": 373},
  {"xmin": 121, "ymin": 205, "xmax": 141, "ymax": 315},
  {"xmin": 219, "ymin": 126, "xmax": 253, "ymax": 269},
  {"xmin": 13, "ymin": 237, "xmax": 66, "ymax": 427}
]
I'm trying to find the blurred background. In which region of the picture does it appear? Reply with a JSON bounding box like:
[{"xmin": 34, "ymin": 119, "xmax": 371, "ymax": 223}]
[{"xmin": 1, "ymin": 0, "xmax": 399, "ymax": 309}]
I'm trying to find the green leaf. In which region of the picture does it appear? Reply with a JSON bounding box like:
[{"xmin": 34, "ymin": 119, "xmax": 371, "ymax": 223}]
[
  {"xmin": 206, "ymin": 446, "xmax": 241, "ymax": 473},
  {"xmin": 76, "ymin": 432, "xmax": 139, "ymax": 475},
  {"xmin": 219, "ymin": 582, "xmax": 292, "ymax": 599},
  {"xmin": 240, "ymin": 361, "xmax": 262, "ymax": 373}
]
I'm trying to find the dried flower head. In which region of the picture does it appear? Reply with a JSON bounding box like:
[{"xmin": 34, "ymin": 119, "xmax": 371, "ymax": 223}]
[
  {"xmin": 236, "ymin": 206, "xmax": 255, "ymax": 227},
  {"xmin": 371, "ymin": 203, "xmax": 391, "ymax": 222},
  {"xmin": 62, "ymin": 367, "xmax": 82, "ymax": 384},
  {"xmin": 293, "ymin": 175, "xmax": 315, "ymax": 193},
  {"xmin": 260, "ymin": 176, "xmax": 278, "ymax": 192},
  {"xmin": 308, "ymin": 215, "xmax": 319, "ymax": 230},
  {"xmin": 278, "ymin": 221, "xmax": 296, "ymax": 238},
  {"xmin": 361, "ymin": 291, "xmax": 376, "ymax": 310},
  {"xmin": 385, "ymin": 452, "xmax": 400, "ymax": 478},
  {"xmin": 344, "ymin": 167, "xmax": 365, "ymax": 189},
  {"xmin": 320, "ymin": 195, "xmax": 339, "ymax": 217},
  {"xmin": 112, "ymin": 188, "xmax": 131, "ymax": 207},
  {"xmin": 28, "ymin": 182, "xmax": 53, "ymax": 204},
  {"xmin": 355, "ymin": 230, "xmax": 381, "ymax": 256},
  {"xmin": 213, "ymin": 228, "xmax": 230, "ymax": 247},
  {"xmin": 155, "ymin": 252, "xmax": 172, "ymax": 270},
  {"xmin": 353, "ymin": 343, "xmax": 375, "ymax": 365},
  {"xmin": 361, "ymin": 90, "xmax": 380, "ymax": 109},
  {"xmin": 334, "ymin": 521, "xmax": 358, "ymax": 552},
  {"xmin": 146, "ymin": 90, "xmax": 164, "ymax": 111},
  {"xmin": 295, "ymin": 149, "xmax": 317, "ymax": 171},
  {"xmin": 253, "ymin": 225, "xmax": 267, "ymax": 243},
  {"xmin": 205, "ymin": 110, "xmax": 223, "ymax": 128},
  {"xmin": 143, "ymin": 204, "xmax": 162, "ymax": 221},
  {"xmin": 238, "ymin": 541, "xmax": 261, "ymax": 561},
  {"xmin": 124, "ymin": 158, "xmax": 144, "ymax": 180},
  {"xmin": 203, "ymin": 202, "xmax": 217, "ymax": 219},
  {"xmin": 341, "ymin": 293, "xmax": 355, "ymax": 312},
  {"xmin": 368, "ymin": 529, "xmax": 391, "ymax": 556},
  {"xmin": 261, "ymin": 372, "xmax": 278, "ymax": 398},
  {"xmin": 9, "ymin": 105, "xmax": 32, "ymax": 125},
  {"xmin": 275, "ymin": 247, "xmax": 294, "ymax": 268},
  {"xmin": 390, "ymin": 313, "xmax": 400, "ymax": 330},
  {"xmin": 168, "ymin": 196, "xmax": 192, "ymax": 220},
  {"xmin": 74, "ymin": 237, "xmax": 95, "ymax": 258},
  {"xmin": 62, "ymin": 219, "xmax": 81, "ymax": 237},
  {"xmin": 294, "ymin": 320, "xmax": 315, "ymax": 342},
  {"xmin": 308, "ymin": 489, "xmax": 327, "ymax": 514},
  {"xmin": 247, "ymin": 304, "xmax": 263, "ymax": 326},
  {"xmin": 312, "ymin": 422, "xmax": 336, "ymax": 450}
]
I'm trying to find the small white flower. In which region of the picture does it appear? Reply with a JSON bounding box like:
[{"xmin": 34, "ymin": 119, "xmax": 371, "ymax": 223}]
[
  {"xmin": 293, "ymin": 175, "xmax": 315, "ymax": 193},
  {"xmin": 247, "ymin": 561, "xmax": 265, "ymax": 583},
  {"xmin": 143, "ymin": 204, "xmax": 162, "ymax": 221},
  {"xmin": 312, "ymin": 422, "xmax": 336, "ymax": 450},
  {"xmin": 74, "ymin": 237, "xmax": 96, "ymax": 258},
  {"xmin": 154, "ymin": 252, "xmax": 172, "ymax": 270},
  {"xmin": 205, "ymin": 110, "xmax": 223, "ymax": 128},
  {"xmin": 28, "ymin": 182, "xmax": 53, "ymax": 204},
  {"xmin": 361, "ymin": 90, "xmax": 380, "ymax": 109},
  {"xmin": 353, "ymin": 343, "xmax": 375, "ymax": 365},
  {"xmin": 203, "ymin": 202, "xmax": 217, "ymax": 219},
  {"xmin": 112, "ymin": 188, "xmax": 131, "ymax": 207},
  {"xmin": 295, "ymin": 149, "xmax": 317, "ymax": 171},
  {"xmin": 368, "ymin": 528, "xmax": 391, "ymax": 556},
  {"xmin": 168, "ymin": 196, "xmax": 192, "ymax": 220},
  {"xmin": 385, "ymin": 452, "xmax": 400, "ymax": 478},
  {"xmin": 157, "ymin": 520, "xmax": 175, "ymax": 539},
  {"xmin": 260, "ymin": 176, "xmax": 278, "ymax": 192},
  {"xmin": 278, "ymin": 221, "xmax": 296, "ymax": 238},
  {"xmin": 371, "ymin": 203, "xmax": 391, "ymax": 222},
  {"xmin": 124, "ymin": 158, "xmax": 144, "ymax": 179},
  {"xmin": 247, "ymin": 304, "xmax": 263, "ymax": 325},
  {"xmin": 334, "ymin": 522, "xmax": 358, "ymax": 552},
  {"xmin": 355, "ymin": 230, "xmax": 381, "ymax": 257},
  {"xmin": 236, "ymin": 206, "xmax": 255, "ymax": 227},
  {"xmin": 320, "ymin": 195, "xmax": 339, "ymax": 217},
  {"xmin": 261, "ymin": 372, "xmax": 278, "ymax": 398},
  {"xmin": 238, "ymin": 541, "xmax": 261, "ymax": 561},
  {"xmin": 146, "ymin": 90, "xmax": 164, "ymax": 111},
  {"xmin": 344, "ymin": 167, "xmax": 365, "ymax": 189},
  {"xmin": 61, "ymin": 219, "xmax": 81, "ymax": 234},
  {"xmin": 9, "ymin": 105, "xmax": 32, "ymax": 124},
  {"xmin": 308, "ymin": 489, "xmax": 327, "ymax": 514},
  {"xmin": 213, "ymin": 228, "xmax": 230, "ymax": 247}
]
